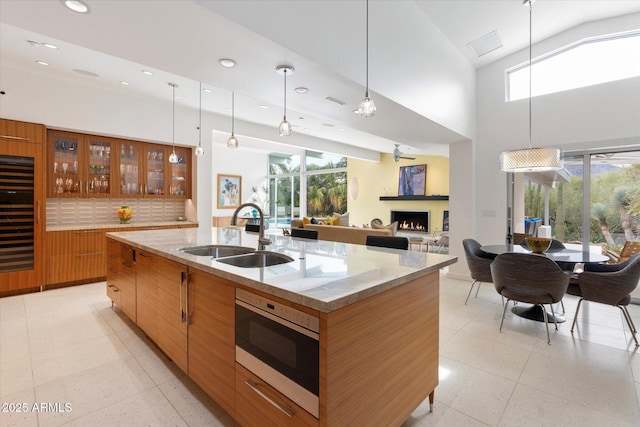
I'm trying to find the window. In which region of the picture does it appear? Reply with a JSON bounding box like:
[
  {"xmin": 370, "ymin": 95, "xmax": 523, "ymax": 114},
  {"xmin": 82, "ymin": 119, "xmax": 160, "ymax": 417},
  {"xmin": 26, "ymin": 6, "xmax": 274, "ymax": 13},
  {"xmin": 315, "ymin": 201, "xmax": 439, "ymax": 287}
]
[
  {"xmin": 266, "ymin": 151, "xmax": 347, "ymax": 227},
  {"xmin": 507, "ymin": 31, "xmax": 640, "ymax": 101}
]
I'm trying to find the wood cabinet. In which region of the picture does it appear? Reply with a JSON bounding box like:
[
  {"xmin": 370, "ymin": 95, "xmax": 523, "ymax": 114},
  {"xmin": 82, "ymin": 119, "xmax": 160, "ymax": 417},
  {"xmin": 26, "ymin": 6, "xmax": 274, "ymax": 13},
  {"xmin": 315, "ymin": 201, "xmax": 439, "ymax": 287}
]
[
  {"xmin": 48, "ymin": 229, "xmax": 105, "ymax": 284},
  {"xmin": 187, "ymin": 269, "xmax": 236, "ymax": 417},
  {"xmin": 135, "ymin": 249, "xmax": 158, "ymax": 341},
  {"xmin": 49, "ymin": 130, "xmax": 191, "ymax": 199},
  {"xmin": 0, "ymin": 119, "xmax": 46, "ymax": 294},
  {"xmin": 134, "ymin": 250, "xmax": 188, "ymax": 372},
  {"xmin": 155, "ymin": 257, "xmax": 188, "ymax": 372},
  {"xmin": 235, "ymin": 363, "xmax": 318, "ymax": 427},
  {"xmin": 48, "ymin": 130, "xmax": 117, "ymax": 198},
  {"xmin": 117, "ymin": 141, "xmax": 191, "ymax": 198},
  {"xmin": 106, "ymin": 239, "xmax": 137, "ymax": 321},
  {"xmin": 47, "ymin": 224, "xmax": 196, "ymax": 287}
]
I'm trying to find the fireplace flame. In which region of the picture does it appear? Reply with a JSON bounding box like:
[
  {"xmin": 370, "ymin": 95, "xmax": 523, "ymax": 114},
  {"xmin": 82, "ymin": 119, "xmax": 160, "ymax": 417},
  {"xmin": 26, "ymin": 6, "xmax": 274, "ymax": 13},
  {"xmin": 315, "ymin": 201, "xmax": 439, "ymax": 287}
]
[{"xmin": 399, "ymin": 220, "xmax": 425, "ymax": 232}]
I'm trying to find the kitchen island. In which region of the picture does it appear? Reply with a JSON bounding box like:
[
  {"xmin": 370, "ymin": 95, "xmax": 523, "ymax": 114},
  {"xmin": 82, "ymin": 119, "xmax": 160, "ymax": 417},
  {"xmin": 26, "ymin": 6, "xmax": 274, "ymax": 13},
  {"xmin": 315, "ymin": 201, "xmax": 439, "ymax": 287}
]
[{"xmin": 106, "ymin": 227, "xmax": 457, "ymax": 426}]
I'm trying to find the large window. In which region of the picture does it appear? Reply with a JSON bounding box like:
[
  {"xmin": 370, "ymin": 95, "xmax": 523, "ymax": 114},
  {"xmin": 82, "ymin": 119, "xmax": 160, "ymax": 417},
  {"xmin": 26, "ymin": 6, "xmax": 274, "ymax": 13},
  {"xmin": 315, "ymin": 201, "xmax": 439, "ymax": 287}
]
[
  {"xmin": 266, "ymin": 151, "xmax": 347, "ymax": 227},
  {"xmin": 522, "ymin": 150, "xmax": 640, "ymax": 257},
  {"xmin": 507, "ymin": 31, "xmax": 640, "ymax": 101}
]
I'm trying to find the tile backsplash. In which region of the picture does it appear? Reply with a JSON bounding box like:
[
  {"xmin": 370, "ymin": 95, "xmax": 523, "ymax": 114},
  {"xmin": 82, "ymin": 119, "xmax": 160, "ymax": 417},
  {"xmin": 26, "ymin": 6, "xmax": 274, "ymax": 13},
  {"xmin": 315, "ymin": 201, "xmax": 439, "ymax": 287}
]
[{"xmin": 46, "ymin": 199, "xmax": 186, "ymax": 226}]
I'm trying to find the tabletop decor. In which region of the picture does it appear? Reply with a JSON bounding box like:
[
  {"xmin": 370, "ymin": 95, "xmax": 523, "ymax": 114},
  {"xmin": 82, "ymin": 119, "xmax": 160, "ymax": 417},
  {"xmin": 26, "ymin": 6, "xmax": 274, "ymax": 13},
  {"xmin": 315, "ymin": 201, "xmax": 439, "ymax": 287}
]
[
  {"xmin": 117, "ymin": 206, "xmax": 133, "ymax": 224},
  {"xmin": 525, "ymin": 236, "xmax": 551, "ymax": 254}
]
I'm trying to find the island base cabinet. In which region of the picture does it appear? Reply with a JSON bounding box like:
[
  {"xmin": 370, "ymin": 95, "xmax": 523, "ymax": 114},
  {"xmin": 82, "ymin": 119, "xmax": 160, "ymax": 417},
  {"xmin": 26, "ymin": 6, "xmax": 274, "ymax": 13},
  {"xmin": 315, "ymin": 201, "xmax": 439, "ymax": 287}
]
[
  {"xmin": 235, "ymin": 363, "xmax": 318, "ymax": 427},
  {"xmin": 106, "ymin": 239, "xmax": 136, "ymax": 322},
  {"xmin": 187, "ymin": 269, "xmax": 236, "ymax": 418},
  {"xmin": 320, "ymin": 272, "xmax": 439, "ymax": 427}
]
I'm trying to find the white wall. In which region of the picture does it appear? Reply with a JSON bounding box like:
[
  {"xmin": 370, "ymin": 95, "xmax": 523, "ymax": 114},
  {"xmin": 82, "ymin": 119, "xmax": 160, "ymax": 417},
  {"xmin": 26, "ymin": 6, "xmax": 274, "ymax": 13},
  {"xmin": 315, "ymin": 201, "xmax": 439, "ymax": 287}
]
[{"xmin": 454, "ymin": 13, "xmax": 640, "ymax": 265}]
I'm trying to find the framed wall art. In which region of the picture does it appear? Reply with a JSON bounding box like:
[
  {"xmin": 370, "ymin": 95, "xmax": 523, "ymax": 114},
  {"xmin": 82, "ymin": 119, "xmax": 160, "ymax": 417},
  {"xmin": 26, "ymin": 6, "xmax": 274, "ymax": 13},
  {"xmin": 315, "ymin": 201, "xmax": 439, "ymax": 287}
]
[
  {"xmin": 398, "ymin": 164, "xmax": 426, "ymax": 196},
  {"xmin": 217, "ymin": 174, "xmax": 242, "ymax": 209}
]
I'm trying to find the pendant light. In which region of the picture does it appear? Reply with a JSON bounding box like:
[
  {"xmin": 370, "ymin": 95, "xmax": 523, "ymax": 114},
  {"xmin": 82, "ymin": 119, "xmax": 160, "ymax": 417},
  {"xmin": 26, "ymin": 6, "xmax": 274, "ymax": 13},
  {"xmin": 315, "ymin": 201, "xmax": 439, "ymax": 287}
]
[
  {"xmin": 168, "ymin": 82, "xmax": 179, "ymax": 164},
  {"xmin": 500, "ymin": 0, "xmax": 561, "ymax": 172},
  {"xmin": 195, "ymin": 82, "xmax": 205, "ymax": 157},
  {"xmin": 276, "ymin": 65, "xmax": 294, "ymax": 136},
  {"xmin": 358, "ymin": 0, "xmax": 376, "ymax": 117},
  {"xmin": 227, "ymin": 91, "xmax": 239, "ymax": 149}
]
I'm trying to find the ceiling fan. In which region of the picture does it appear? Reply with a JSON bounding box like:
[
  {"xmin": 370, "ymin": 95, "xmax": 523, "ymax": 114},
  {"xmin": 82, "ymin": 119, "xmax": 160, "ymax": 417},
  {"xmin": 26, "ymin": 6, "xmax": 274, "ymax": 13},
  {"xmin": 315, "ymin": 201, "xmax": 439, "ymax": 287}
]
[{"xmin": 393, "ymin": 144, "xmax": 416, "ymax": 162}]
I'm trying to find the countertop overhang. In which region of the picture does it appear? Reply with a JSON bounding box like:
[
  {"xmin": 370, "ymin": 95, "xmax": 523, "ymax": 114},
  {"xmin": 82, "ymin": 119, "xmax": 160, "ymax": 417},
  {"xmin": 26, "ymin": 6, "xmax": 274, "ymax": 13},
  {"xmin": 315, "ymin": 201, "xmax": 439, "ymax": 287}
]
[{"xmin": 107, "ymin": 227, "xmax": 457, "ymax": 312}]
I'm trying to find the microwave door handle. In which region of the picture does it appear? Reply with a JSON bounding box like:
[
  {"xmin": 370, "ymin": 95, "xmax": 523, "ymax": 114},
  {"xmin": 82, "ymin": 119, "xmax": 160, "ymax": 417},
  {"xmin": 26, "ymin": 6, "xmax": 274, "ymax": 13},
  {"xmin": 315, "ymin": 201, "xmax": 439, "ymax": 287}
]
[{"xmin": 245, "ymin": 379, "xmax": 295, "ymax": 417}]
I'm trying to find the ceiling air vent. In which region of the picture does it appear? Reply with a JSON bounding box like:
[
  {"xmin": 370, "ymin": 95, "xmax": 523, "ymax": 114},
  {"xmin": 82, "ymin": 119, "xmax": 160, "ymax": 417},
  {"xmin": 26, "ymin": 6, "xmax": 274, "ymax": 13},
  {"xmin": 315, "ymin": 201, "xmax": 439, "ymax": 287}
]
[{"xmin": 325, "ymin": 96, "xmax": 346, "ymax": 106}]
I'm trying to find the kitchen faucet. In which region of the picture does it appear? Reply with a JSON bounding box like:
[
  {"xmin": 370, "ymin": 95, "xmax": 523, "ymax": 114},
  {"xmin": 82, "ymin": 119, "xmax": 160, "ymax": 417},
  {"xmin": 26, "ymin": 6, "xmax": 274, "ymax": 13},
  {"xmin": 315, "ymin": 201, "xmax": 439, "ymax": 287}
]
[{"xmin": 231, "ymin": 203, "xmax": 271, "ymax": 251}]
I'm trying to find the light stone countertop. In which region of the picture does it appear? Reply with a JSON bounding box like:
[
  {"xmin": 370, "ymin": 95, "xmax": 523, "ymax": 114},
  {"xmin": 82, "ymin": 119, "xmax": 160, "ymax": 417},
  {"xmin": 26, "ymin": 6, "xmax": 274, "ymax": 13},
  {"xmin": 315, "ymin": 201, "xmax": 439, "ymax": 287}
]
[
  {"xmin": 48, "ymin": 221, "xmax": 198, "ymax": 232},
  {"xmin": 107, "ymin": 227, "xmax": 457, "ymax": 313}
]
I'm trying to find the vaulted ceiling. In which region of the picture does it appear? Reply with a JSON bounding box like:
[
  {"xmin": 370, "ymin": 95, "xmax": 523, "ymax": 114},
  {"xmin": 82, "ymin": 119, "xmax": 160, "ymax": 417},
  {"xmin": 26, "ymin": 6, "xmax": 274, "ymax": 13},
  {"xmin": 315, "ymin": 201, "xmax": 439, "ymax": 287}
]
[{"xmin": 1, "ymin": 1, "xmax": 638, "ymax": 158}]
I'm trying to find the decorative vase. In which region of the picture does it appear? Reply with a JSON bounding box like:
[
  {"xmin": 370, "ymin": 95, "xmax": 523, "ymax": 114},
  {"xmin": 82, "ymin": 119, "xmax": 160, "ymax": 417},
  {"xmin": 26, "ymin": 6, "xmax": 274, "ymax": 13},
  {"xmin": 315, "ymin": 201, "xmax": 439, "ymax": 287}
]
[{"xmin": 117, "ymin": 206, "xmax": 133, "ymax": 224}]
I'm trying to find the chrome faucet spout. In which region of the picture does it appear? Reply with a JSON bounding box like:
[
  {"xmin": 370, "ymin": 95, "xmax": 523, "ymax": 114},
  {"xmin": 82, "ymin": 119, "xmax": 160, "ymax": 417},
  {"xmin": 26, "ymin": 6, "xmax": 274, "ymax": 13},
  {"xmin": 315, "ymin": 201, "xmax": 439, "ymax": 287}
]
[{"xmin": 231, "ymin": 203, "xmax": 271, "ymax": 251}]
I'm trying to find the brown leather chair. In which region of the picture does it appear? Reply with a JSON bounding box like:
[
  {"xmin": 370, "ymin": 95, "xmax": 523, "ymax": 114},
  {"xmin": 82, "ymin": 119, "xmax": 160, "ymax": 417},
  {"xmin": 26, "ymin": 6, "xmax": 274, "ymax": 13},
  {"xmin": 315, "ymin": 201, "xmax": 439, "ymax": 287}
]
[
  {"xmin": 462, "ymin": 239, "xmax": 495, "ymax": 304},
  {"xmin": 570, "ymin": 254, "xmax": 640, "ymax": 346},
  {"xmin": 490, "ymin": 252, "xmax": 570, "ymax": 344}
]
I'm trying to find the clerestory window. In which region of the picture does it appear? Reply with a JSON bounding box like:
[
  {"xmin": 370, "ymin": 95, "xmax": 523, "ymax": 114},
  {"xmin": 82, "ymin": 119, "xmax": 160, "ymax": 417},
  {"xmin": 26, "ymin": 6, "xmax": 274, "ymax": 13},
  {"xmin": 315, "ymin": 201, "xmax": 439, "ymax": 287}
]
[{"xmin": 506, "ymin": 30, "xmax": 640, "ymax": 102}]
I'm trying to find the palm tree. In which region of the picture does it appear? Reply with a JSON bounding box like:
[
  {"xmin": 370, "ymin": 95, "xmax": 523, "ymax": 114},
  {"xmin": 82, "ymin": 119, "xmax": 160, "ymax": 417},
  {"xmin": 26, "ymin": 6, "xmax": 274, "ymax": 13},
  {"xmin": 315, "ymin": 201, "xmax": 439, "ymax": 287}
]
[
  {"xmin": 613, "ymin": 188, "xmax": 637, "ymax": 241},
  {"xmin": 591, "ymin": 203, "xmax": 616, "ymax": 247}
]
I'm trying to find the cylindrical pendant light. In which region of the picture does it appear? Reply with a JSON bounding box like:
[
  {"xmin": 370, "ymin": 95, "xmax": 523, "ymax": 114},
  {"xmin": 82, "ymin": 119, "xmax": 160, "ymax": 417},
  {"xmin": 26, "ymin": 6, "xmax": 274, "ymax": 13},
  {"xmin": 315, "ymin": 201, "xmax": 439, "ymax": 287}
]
[{"xmin": 500, "ymin": 0, "xmax": 561, "ymax": 172}]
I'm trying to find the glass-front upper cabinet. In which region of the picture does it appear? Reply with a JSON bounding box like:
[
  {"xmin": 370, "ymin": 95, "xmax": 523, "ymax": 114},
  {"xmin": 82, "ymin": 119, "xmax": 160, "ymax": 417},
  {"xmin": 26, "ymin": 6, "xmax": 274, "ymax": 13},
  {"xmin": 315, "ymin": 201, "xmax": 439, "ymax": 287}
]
[
  {"xmin": 144, "ymin": 144, "xmax": 166, "ymax": 196},
  {"xmin": 118, "ymin": 141, "xmax": 142, "ymax": 197},
  {"xmin": 168, "ymin": 146, "xmax": 191, "ymax": 198},
  {"xmin": 48, "ymin": 130, "xmax": 115, "ymax": 198}
]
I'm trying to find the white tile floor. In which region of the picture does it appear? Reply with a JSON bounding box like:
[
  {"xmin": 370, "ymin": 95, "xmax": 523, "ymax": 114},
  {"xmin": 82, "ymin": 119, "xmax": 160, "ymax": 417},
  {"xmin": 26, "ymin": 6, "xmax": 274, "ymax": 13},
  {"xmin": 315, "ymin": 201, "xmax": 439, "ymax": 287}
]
[{"xmin": 1, "ymin": 272, "xmax": 639, "ymax": 426}]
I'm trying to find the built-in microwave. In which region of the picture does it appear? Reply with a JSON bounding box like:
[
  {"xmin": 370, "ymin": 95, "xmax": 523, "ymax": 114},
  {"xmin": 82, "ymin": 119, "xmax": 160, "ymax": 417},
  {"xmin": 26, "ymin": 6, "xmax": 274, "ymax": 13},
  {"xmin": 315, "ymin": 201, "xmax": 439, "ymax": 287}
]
[{"xmin": 235, "ymin": 288, "xmax": 320, "ymax": 418}]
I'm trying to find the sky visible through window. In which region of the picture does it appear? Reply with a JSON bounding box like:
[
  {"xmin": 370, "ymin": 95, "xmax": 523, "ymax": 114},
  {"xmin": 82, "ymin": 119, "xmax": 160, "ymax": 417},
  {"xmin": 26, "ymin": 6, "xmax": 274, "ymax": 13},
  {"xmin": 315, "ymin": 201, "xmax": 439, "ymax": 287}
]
[{"xmin": 507, "ymin": 31, "xmax": 640, "ymax": 101}]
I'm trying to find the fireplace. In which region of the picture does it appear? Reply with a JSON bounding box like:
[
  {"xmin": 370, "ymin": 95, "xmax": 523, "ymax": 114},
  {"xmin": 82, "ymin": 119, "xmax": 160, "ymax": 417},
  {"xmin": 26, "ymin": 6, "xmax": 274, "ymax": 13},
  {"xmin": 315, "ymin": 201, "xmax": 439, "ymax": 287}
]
[{"xmin": 390, "ymin": 210, "xmax": 429, "ymax": 233}]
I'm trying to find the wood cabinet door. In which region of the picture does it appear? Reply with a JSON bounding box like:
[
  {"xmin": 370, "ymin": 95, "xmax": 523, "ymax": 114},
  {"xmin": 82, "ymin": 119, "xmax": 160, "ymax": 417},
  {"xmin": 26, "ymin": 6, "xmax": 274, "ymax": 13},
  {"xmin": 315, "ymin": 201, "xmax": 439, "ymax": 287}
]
[
  {"xmin": 155, "ymin": 257, "xmax": 188, "ymax": 372},
  {"xmin": 187, "ymin": 269, "xmax": 236, "ymax": 416},
  {"xmin": 135, "ymin": 250, "xmax": 158, "ymax": 342},
  {"xmin": 106, "ymin": 239, "xmax": 137, "ymax": 321},
  {"xmin": 168, "ymin": 146, "xmax": 191, "ymax": 199},
  {"xmin": 0, "ymin": 119, "xmax": 46, "ymax": 293}
]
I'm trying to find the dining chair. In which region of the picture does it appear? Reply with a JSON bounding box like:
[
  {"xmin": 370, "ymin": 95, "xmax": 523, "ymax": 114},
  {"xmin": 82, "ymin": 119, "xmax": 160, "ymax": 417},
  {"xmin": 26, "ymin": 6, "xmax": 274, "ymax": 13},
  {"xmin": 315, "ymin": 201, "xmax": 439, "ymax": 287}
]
[
  {"xmin": 365, "ymin": 235, "xmax": 409, "ymax": 250},
  {"xmin": 432, "ymin": 232, "xmax": 449, "ymax": 253},
  {"xmin": 462, "ymin": 239, "xmax": 495, "ymax": 304},
  {"xmin": 570, "ymin": 254, "xmax": 640, "ymax": 346},
  {"xmin": 490, "ymin": 252, "xmax": 571, "ymax": 344},
  {"xmin": 290, "ymin": 228, "xmax": 319, "ymax": 240}
]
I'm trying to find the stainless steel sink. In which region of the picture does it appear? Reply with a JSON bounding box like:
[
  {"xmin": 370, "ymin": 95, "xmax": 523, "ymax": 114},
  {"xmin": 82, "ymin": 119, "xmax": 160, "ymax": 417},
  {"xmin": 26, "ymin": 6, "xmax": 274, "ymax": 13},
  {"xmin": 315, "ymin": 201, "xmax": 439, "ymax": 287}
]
[
  {"xmin": 215, "ymin": 251, "xmax": 294, "ymax": 268},
  {"xmin": 179, "ymin": 245, "xmax": 255, "ymax": 258}
]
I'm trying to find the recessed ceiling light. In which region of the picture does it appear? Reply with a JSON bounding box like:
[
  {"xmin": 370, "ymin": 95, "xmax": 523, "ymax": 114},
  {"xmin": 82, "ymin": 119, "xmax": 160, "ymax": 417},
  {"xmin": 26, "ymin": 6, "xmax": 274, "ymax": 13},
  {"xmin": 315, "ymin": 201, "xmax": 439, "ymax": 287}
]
[
  {"xmin": 259, "ymin": 105, "xmax": 269, "ymax": 109},
  {"xmin": 218, "ymin": 58, "xmax": 236, "ymax": 68},
  {"xmin": 141, "ymin": 70, "xmax": 153, "ymax": 75},
  {"xmin": 295, "ymin": 87, "xmax": 309, "ymax": 94},
  {"xmin": 203, "ymin": 88, "xmax": 212, "ymax": 93},
  {"xmin": 36, "ymin": 60, "xmax": 49, "ymax": 66},
  {"xmin": 61, "ymin": 0, "xmax": 90, "ymax": 14},
  {"xmin": 27, "ymin": 40, "xmax": 40, "ymax": 47},
  {"xmin": 322, "ymin": 123, "xmax": 335, "ymax": 127},
  {"xmin": 43, "ymin": 43, "xmax": 59, "ymax": 49},
  {"xmin": 120, "ymin": 81, "xmax": 129, "ymax": 85},
  {"xmin": 175, "ymin": 96, "xmax": 181, "ymax": 100}
]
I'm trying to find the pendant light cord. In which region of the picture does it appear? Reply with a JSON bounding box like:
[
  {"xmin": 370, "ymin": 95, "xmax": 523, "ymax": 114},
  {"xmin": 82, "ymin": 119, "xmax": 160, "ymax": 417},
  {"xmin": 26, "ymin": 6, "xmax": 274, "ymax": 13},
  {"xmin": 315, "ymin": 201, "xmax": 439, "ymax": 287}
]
[
  {"xmin": 172, "ymin": 84, "xmax": 176, "ymax": 152},
  {"xmin": 283, "ymin": 69, "xmax": 287, "ymax": 120},
  {"xmin": 528, "ymin": 0, "xmax": 533, "ymax": 149},
  {"xmin": 231, "ymin": 91, "xmax": 235, "ymax": 135},
  {"xmin": 365, "ymin": 0, "xmax": 369, "ymax": 97},
  {"xmin": 198, "ymin": 82, "xmax": 202, "ymax": 146}
]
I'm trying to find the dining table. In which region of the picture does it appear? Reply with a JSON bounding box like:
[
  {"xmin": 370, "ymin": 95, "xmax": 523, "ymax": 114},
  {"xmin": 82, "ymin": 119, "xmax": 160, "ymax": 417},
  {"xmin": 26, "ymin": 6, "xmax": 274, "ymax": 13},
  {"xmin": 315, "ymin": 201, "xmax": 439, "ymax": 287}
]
[{"xmin": 480, "ymin": 244, "xmax": 609, "ymax": 323}]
